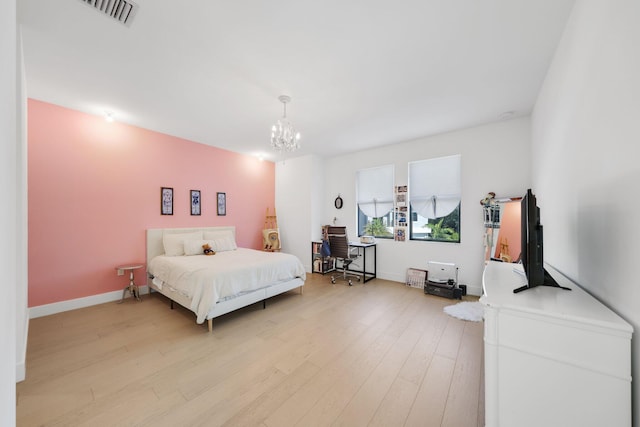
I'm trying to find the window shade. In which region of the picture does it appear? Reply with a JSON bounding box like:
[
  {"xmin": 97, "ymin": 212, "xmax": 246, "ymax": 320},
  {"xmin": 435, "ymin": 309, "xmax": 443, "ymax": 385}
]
[
  {"xmin": 409, "ymin": 155, "xmax": 461, "ymax": 219},
  {"xmin": 356, "ymin": 165, "xmax": 394, "ymax": 218}
]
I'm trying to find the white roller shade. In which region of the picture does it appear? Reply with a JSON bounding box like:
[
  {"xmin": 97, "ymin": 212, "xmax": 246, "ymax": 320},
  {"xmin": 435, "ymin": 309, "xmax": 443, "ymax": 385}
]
[
  {"xmin": 409, "ymin": 155, "xmax": 461, "ymax": 219},
  {"xmin": 357, "ymin": 165, "xmax": 394, "ymax": 218}
]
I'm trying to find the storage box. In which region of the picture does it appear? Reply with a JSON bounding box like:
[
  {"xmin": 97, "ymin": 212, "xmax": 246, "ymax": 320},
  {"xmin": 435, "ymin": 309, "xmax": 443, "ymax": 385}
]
[{"xmin": 424, "ymin": 282, "xmax": 462, "ymax": 299}]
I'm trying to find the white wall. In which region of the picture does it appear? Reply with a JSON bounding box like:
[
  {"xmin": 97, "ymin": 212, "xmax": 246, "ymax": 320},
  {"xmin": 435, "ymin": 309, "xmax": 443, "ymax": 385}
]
[
  {"xmin": 276, "ymin": 155, "xmax": 325, "ymax": 272},
  {"xmin": 532, "ymin": 0, "xmax": 640, "ymax": 423},
  {"xmin": 17, "ymin": 27, "xmax": 29, "ymax": 384},
  {"xmin": 1, "ymin": 0, "xmax": 18, "ymax": 424},
  {"xmin": 322, "ymin": 117, "xmax": 532, "ymax": 295}
]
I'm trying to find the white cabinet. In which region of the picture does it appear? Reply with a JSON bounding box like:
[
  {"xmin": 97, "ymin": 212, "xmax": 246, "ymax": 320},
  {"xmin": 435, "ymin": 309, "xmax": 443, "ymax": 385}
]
[{"xmin": 480, "ymin": 261, "xmax": 632, "ymax": 427}]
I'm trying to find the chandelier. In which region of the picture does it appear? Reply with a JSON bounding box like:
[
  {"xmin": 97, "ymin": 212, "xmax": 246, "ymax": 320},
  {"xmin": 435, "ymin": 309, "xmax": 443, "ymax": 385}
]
[{"xmin": 270, "ymin": 95, "xmax": 301, "ymax": 152}]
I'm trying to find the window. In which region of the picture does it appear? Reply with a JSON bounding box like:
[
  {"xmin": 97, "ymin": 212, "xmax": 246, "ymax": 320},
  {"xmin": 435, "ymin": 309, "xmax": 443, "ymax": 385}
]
[
  {"xmin": 356, "ymin": 165, "xmax": 394, "ymax": 238},
  {"xmin": 409, "ymin": 155, "xmax": 461, "ymax": 242}
]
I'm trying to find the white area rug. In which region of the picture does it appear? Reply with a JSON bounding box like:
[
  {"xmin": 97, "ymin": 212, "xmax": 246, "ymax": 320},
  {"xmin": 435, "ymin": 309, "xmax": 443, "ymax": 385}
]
[{"xmin": 443, "ymin": 301, "xmax": 484, "ymax": 322}]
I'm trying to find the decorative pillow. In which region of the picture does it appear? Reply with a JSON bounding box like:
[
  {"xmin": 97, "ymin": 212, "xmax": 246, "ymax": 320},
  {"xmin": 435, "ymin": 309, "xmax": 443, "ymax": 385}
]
[
  {"xmin": 204, "ymin": 230, "xmax": 237, "ymax": 251},
  {"xmin": 163, "ymin": 231, "xmax": 203, "ymax": 256},
  {"xmin": 211, "ymin": 236, "xmax": 237, "ymax": 252},
  {"xmin": 183, "ymin": 239, "xmax": 216, "ymax": 256},
  {"xmin": 203, "ymin": 230, "xmax": 235, "ymax": 241}
]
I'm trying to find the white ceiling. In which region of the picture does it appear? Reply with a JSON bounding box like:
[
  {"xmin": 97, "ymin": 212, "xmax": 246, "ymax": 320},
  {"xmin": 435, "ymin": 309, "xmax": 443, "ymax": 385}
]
[{"xmin": 18, "ymin": 0, "xmax": 575, "ymax": 161}]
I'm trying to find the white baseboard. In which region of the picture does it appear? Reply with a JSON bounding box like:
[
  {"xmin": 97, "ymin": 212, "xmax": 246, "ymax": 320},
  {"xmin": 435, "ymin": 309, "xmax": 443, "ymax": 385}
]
[
  {"xmin": 27, "ymin": 279, "xmax": 481, "ymax": 320},
  {"xmin": 29, "ymin": 286, "xmax": 150, "ymax": 319},
  {"xmin": 16, "ymin": 314, "xmax": 28, "ymax": 382},
  {"xmin": 16, "ymin": 361, "xmax": 25, "ymax": 383},
  {"xmin": 377, "ymin": 272, "xmax": 482, "ymax": 296},
  {"xmin": 376, "ymin": 271, "xmax": 405, "ymax": 283},
  {"xmin": 465, "ymin": 285, "xmax": 482, "ymax": 297}
]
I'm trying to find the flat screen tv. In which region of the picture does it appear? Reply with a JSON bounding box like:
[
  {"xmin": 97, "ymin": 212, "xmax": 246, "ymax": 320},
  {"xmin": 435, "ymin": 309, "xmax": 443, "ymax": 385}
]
[{"xmin": 513, "ymin": 189, "xmax": 571, "ymax": 294}]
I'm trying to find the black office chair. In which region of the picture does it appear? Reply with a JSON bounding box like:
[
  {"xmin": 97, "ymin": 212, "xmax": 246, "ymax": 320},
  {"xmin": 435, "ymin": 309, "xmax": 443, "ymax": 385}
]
[{"xmin": 327, "ymin": 226, "xmax": 361, "ymax": 286}]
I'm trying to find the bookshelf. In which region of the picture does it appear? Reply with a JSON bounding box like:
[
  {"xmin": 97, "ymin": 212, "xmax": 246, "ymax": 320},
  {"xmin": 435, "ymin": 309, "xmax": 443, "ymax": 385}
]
[{"xmin": 311, "ymin": 241, "xmax": 336, "ymax": 274}]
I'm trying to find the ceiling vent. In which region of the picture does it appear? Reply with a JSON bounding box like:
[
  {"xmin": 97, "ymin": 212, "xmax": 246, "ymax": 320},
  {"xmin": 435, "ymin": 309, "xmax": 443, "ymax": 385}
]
[{"xmin": 79, "ymin": 0, "xmax": 138, "ymax": 27}]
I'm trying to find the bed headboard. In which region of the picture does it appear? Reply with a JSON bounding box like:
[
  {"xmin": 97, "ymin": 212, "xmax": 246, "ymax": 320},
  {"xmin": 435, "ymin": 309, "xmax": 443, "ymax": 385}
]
[{"xmin": 146, "ymin": 226, "xmax": 236, "ymax": 263}]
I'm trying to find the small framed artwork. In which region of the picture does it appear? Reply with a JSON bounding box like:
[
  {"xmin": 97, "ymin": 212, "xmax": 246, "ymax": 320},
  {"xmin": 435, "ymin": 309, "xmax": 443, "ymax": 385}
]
[
  {"xmin": 190, "ymin": 190, "xmax": 201, "ymax": 216},
  {"xmin": 217, "ymin": 192, "xmax": 226, "ymax": 216},
  {"xmin": 161, "ymin": 187, "xmax": 173, "ymax": 215}
]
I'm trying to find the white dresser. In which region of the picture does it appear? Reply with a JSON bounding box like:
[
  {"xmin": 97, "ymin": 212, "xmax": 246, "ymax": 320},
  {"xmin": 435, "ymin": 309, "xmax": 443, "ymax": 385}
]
[{"xmin": 480, "ymin": 261, "xmax": 632, "ymax": 427}]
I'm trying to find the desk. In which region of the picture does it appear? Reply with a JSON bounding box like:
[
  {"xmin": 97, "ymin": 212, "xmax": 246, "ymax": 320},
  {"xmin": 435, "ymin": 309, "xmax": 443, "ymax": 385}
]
[
  {"xmin": 346, "ymin": 242, "xmax": 376, "ymax": 283},
  {"xmin": 311, "ymin": 241, "xmax": 377, "ymax": 282}
]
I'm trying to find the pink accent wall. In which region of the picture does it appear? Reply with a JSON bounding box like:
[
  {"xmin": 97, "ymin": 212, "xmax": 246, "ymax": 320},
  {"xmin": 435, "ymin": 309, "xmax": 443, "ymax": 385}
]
[{"xmin": 28, "ymin": 99, "xmax": 275, "ymax": 307}]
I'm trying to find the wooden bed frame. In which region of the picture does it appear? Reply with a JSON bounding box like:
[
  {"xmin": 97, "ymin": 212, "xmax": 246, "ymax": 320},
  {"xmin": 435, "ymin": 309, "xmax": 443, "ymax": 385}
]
[{"xmin": 146, "ymin": 226, "xmax": 304, "ymax": 332}]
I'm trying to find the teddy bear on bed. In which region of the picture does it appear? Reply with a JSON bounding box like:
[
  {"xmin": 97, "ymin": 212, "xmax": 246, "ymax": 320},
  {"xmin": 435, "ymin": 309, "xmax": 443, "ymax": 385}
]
[{"xmin": 202, "ymin": 243, "xmax": 216, "ymax": 256}]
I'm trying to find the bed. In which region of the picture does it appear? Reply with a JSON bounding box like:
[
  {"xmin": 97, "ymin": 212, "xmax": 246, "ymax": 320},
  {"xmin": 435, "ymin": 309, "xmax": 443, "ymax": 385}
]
[{"xmin": 146, "ymin": 226, "xmax": 306, "ymax": 332}]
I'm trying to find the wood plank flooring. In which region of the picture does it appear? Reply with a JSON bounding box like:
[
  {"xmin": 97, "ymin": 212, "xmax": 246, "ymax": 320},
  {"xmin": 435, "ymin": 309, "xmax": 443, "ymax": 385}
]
[{"xmin": 17, "ymin": 274, "xmax": 484, "ymax": 426}]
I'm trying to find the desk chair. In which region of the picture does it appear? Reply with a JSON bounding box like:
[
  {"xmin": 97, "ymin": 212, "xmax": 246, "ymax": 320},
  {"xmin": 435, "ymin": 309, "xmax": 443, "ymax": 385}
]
[{"xmin": 327, "ymin": 226, "xmax": 361, "ymax": 286}]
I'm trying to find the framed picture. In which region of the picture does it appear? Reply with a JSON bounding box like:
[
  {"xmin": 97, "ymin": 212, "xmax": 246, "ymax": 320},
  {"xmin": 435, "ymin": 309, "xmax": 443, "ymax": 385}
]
[
  {"xmin": 161, "ymin": 187, "xmax": 173, "ymax": 215},
  {"xmin": 190, "ymin": 190, "xmax": 201, "ymax": 215},
  {"xmin": 217, "ymin": 192, "xmax": 226, "ymax": 216}
]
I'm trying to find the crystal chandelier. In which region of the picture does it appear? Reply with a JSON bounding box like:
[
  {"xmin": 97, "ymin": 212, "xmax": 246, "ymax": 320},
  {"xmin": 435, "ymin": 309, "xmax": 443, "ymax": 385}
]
[{"xmin": 270, "ymin": 95, "xmax": 301, "ymax": 152}]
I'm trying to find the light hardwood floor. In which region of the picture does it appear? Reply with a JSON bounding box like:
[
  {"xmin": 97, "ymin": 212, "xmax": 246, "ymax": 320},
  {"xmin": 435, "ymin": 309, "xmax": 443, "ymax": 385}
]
[{"xmin": 17, "ymin": 274, "xmax": 484, "ymax": 426}]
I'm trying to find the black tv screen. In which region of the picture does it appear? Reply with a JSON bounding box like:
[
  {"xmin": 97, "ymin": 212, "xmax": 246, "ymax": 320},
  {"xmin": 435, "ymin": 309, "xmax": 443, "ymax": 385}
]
[
  {"xmin": 514, "ymin": 189, "xmax": 570, "ymax": 294},
  {"xmin": 522, "ymin": 189, "xmax": 544, "ymax": 286}
]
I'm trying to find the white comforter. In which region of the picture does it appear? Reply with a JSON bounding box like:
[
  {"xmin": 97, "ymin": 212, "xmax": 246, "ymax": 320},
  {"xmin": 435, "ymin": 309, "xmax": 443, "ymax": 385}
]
[{"xmin": 148, "ymin": 248, "xmax": 306, "ymax": 323}]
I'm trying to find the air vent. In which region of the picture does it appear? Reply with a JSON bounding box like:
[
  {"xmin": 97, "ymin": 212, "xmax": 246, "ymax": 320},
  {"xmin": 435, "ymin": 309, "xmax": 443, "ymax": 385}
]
[{"xmin": 79, "ymin": 0, "xmax": 138, "ymax": 27}]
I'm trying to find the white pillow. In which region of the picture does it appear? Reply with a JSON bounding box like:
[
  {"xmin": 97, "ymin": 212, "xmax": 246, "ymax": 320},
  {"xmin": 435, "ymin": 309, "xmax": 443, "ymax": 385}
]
[
  {"xmin": 211, "ymin": 236, "xmax": 237, "ymax": 252},
  {"xmin": 183, "ymin": 239, "xmax": 216, "ymax": 256},
  {"xmin": 203, "ymin": 230, "xmax": 235, "ymax": 240},
  {"xmin": 163, "ymin": 231, "xmax": 203, "ymax": 256},
  {"xmin": 204, "ymin": 230, "xmax": 237, "ymax": 251}
]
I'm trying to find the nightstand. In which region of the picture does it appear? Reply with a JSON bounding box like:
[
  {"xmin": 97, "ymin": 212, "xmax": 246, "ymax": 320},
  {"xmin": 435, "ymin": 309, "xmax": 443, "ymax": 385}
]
[{"xmin": 116, "ymin": 264, "xmax": 144, "ymax": 303}]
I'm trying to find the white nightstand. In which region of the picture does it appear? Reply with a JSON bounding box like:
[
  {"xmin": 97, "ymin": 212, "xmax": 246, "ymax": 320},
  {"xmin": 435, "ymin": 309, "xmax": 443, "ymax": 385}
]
[{"xmin": 115, "ymin": 264, "xmax": 144, "ymax": 303}]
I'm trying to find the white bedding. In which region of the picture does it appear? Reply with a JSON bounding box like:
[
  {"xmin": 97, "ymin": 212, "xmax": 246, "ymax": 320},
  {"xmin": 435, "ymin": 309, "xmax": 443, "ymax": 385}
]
[{"xmin": 148, "ymin": 248, "xmax": 306, "ymax": 323}]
